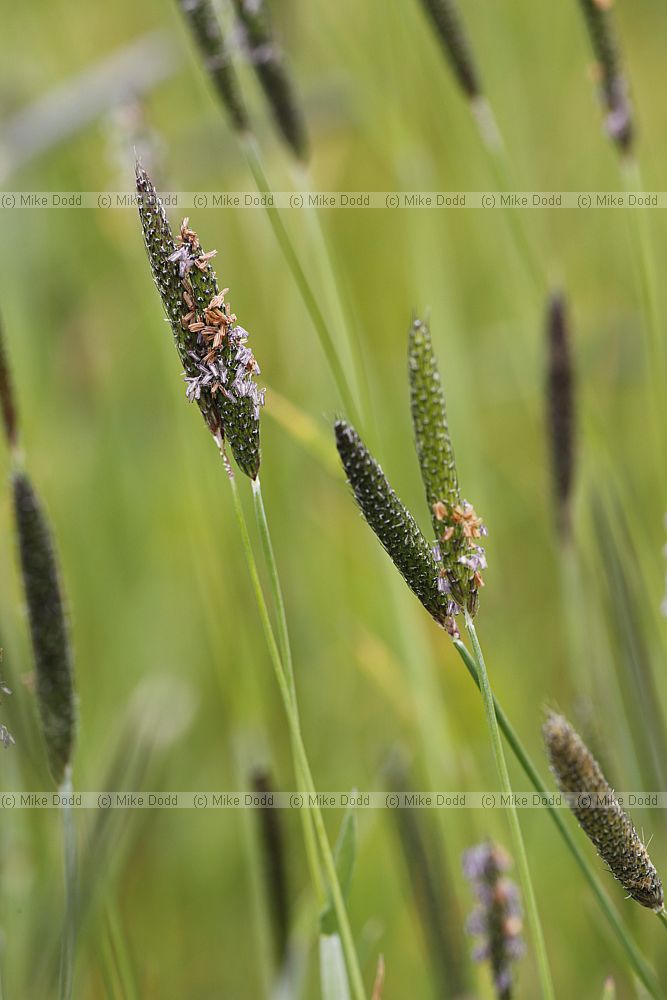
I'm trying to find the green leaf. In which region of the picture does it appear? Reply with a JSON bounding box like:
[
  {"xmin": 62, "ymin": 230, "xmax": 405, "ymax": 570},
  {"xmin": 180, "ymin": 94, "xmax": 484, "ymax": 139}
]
[
  {"xmin": 319, "ymin": 933, "xmax": 352, "ymax": 1000},
  {"xmin": 320, "ymin": 811, "xmax": 357, "ymax": 934}
]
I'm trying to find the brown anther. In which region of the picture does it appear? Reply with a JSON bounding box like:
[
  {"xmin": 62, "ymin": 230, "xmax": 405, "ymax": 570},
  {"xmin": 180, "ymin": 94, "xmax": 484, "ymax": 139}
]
[
  {"xmin": 432, "ymin": 501, "xmax": 448, "ymax": 521},
  {"xmin": 474, "ymin": 571, "xmax": 485, "ymax": 588},
  {"xmin": 442, "ymin": 526, "xmax": 455, "ymax": 542},
  {"xmin": 188, "ymin": 321, "xmax": 205, "ymax": 333}
]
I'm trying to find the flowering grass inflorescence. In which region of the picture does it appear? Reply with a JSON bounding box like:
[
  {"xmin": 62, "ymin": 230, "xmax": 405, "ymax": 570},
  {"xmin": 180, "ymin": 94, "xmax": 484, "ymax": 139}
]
[
  {"xmin": 543, "ymin": 712, "xmax": 664, "ymax": 912},
  {"xmin": 545, "ymin": 293, "xmax": 575, "ymax": 540},
  {"xmin": 136, "ymin": 165, "xmax": 265, "ymax": 479},
  {"xmin": 577, "ymin": 0, "xmax": 633, "ymax": 153},
  {"xmin": 463, "ymin": 841, "xmax": 525, "ymax": 1000}
]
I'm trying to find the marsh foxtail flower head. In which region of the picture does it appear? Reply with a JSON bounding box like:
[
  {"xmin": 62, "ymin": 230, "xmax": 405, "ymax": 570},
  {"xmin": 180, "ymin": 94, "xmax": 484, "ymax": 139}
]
[
  {"xmin": 545, "ymin": 293, "xmax": 575, "ymax": 540},
  {"xmin": 136, "ymin": 164, "xmax": 264, "ymax": 479},
  {"xmin": 232, "ymin": 0, "xmax": 309, "ymax": 162},
  {"xmin": 409, "ymin": 318, "xmax": 487, "ymax": 625},
  {"xmin": 177, "ymin": 0, "xmax": 250, "ymax": 133},
  {"xmin": 417, "ymin": 0, "xmax": 480, "ymax": 99},
  {"xmin": 543, "ymin": 712, "xmax": 663, "ymax": 911},
  {"xmin": 577, "ymin": 0, "xmax": 633, "ymax": 153},
  {"xmin": 13, "ymin": 472, "xmax": 76, "ymax": 784},
  {"xmin": 0, "ymin": 311, "xmax": 18, "ymax": 450},
  {"xmin": 462, "ymin": 841, "xmax": 525, "ymax": 1000}
]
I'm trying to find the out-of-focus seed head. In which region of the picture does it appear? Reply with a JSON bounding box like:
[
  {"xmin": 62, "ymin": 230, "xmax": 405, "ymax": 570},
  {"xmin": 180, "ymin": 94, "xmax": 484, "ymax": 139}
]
[
  {"xmin": 177, "ymin": 0, "xmax": 250, "ymax": 133},
  {"xmin": 136, "ymin": 164, "xmax": 264, "ymax": 479},
  {"xmin": 12, "ymin": 471, "xmax": 76, "ymax": 785},
  {"xmin": 0, "ymin": 311, "xmax": 18, "ymax": 449},
  {"xmin": 462, "ymin": 840, "xmax": 525, "ymax": 1000},
  {"xmin": 577, "ymin": 0, "xmax": 633, "ymax": 153},
  {"xmin": 232, "ymin": 0, "xmax": 309, "ymax": 162},
  {"xmin": 543, "ymin": 712, "xmax": 663, "ymax": 911},
  {"xmin": 409, "ymin": 319, "xmax": 487, "ymax": 621},
  {"xmin": 545, "ymin": 293, "xmax": 575, "ymax": 540},
  {"xmin": 417, "ymin": 0, "xmax": 481, "ymax": 99},
  {"xmin": 334, "ymin": 420, "xmax": 460, "ymax": 635}
]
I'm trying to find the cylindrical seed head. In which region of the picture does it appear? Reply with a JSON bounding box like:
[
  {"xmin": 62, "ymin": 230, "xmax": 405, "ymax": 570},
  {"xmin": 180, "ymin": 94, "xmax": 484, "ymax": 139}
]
[
  {"xmin": 177, "ymin": 0, "xmax": 250, "ymax": 133},
  {"xmin": 543, "ymin": 712, "xmax": 663, "ymax": 911},
  {"xmin": 577, "ymin": 0, "xmax": 633, "ymax": 153},
  {"xmin": 0, "ymin": 311, "xmax": 18, "ymax": 449},
  {"xmin": 12, "ymin": 471, "xmax": 76, "ymax": 785},
  {"xmin": 418, "ymin": 0, "xmax": 481, "ymax": 99},
  {"xmin": 232, "ymin": 0, "xmax": 309, "ymax": 162},
  {"xmin": 545, "ymin": 293, "xmax": 575, "ymax": 541}
]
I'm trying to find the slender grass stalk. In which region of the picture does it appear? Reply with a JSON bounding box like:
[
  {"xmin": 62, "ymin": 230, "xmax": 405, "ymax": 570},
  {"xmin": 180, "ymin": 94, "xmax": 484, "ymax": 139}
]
[
  {"xmin": 453, "ymin": 640, "xmax": 664, "ymax": 1000},
  {"xmin": 59, "ymin": 766, "xmax": 76, "ymax": 1000},
  {"xmin": 251, "ymin": 475, "xmax": 324, "ymax": 908},
  {"xmin": 659, "ymin": 910, "xmax": 667, "ymax": 933},
  {"xmin": 239, "ymin": 134, "xmax": 364, "ymax": 430},
  {"xmin": 463, "ymin": 614, "xmax": 554, "ymax": 1000},
  {"xmin": 224, "ymin": 457, "xmax": 366, "ymax": 1000}
]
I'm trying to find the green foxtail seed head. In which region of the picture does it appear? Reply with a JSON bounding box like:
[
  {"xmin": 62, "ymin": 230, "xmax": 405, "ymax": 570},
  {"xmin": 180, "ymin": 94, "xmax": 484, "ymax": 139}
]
[
  {"xmin": 232, "ymin": 0, "xmax": 309, "ymax": 162},
  {"xmin": 409, "ymin": 318, "xmax": 487, "ymax": 620},
  {"xmin": 13, "ymin": 471, "xmax": 76, "ymax": 785},
  {"xmin": 545, "ymin": 293, "xmax": 575, "ymax": 541},
  {"xmin": 577, "ymin": 0, "xmax": 633, "ymax": 153},
  {"xmin": 136, "ymin": 165, "xmax": 264, "ymax": 479},
  {"xmin": 177, "ymin": 0, "xmax": 250, "ymax": 133},
  {"xmin": 417, "ymin": 0, "xmax": 480, "ymax": 99},
  {"xmin": 543, "ymin": 712, "xmax": 663, "ymax": 911},
  {"xmin": 334, "ymin": 420, "xmax": 458, "ymax": 635}
]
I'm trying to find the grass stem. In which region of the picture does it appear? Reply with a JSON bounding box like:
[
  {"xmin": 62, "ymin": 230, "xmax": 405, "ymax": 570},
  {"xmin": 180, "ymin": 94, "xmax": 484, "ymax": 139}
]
[
  {"xmin": 225, "ymin": 459, "xmax": 366, "ymax": 999},
  {"xmin": 463, "ymin": 613, "xmax": 554, "ymax": 1000},
  {"xmin": 59, "ymin": 765, "xmax": 77, "ymax": 1000}
]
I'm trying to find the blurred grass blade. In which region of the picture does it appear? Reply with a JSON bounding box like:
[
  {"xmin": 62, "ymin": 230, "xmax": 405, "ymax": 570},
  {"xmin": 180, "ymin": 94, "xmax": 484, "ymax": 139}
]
[
  {"xmin": 232, "ymin": 0, "xmax": 309, "ymax": 162},
  {"xmin": 12, "ymin": 471, "xmax": 76, "ymax": 785},
  {"xmin": 320, "ymin": 811, "xmax": 356, "ymax": 935},
  {"xmin": 371, "ymin": 955, "xmax": 385, "ymax": 1000},
  {"xmin": 602, "ymin": 977, "xmax": 616, "ymax": 1000},
  {"xmin": 319, "ymin": 933, "xmax": 352, "ymax": 1000},
  {"xmin": 176, "ymin": 0, "xmax": 249, "ymax": 133},
  {"xmin": 0, "ymin": 312, "xmax": 18, "ymax": 449}
]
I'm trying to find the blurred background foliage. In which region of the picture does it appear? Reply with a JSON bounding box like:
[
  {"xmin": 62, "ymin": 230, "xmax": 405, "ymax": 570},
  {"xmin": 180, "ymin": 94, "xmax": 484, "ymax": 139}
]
[{"xmin": 1, "ymin": 0, "xmax": 667, "ymax": 996}]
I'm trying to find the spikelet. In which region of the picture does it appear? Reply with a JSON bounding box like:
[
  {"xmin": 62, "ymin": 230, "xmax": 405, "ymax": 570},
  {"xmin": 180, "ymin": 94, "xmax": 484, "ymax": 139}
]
[
  {"xmin": 12, "ymin": 471, "xmax": 76, "ymax": 785},
  {"xmin": 577, "ymin": 0, "xmax": 633, "ymax": 153},
  {"xmin": 462, "ymin": 841, "xmax": 525, "ymax": 1000},
  {"xmin": 417, "ymin": 0, "xmax": 480, "ymax": 99},
  {"xmin": 334, "ymin": 420, "xmax": 457, "ymax": 633},
  {"xmin": 232, "ymin": 0, "xmax": 309, "ymax": 162},
  {"xmin": 409, "ymin": 319, "xmax": 487, "ymax": 620},
  {"xmin": 543, "ymin": 712, "xmax": 663, "ymax": 911},
  {"xmin": 136, "ymin": 164, "xmax": 264, "ymax": 479},
  {"xmin": 177, "ymin": 0, "xmax": 250, "ymax": 133},
  {"xmin": 545, "ymin": 293, "xmax": 575, "ymax": 540}
]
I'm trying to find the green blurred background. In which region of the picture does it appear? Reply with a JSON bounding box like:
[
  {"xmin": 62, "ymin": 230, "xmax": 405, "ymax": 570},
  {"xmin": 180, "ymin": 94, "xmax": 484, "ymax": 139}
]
[{"xmin": 2, "ymin": 0, "xmax": 667, "ymax": 996}]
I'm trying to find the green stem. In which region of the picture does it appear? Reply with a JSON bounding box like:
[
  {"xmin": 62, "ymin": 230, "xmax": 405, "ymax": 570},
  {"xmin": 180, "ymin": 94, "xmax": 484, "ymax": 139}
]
[
  {"xmin": 251, "ymin": 475, "xmax": 323, "ymax": 912},
  {"xmin": 463, "ymin": 613, "xmax": 555, "ymax": 1000},
  {"xmin": 59, "ymin": 766, "xmax": 77, "ymax": 1000},
  {"xmin": 658, "ymin": 909, "xmax": 667, "ymax": 933},
  {"xmin": 453, "ymin": 639, "xmax": 664, "ymax": 1000},
  {"xmin": 225, "ymin": 459, "xmax": 366, "ymax": 1000},
  {"xmin": 240, "ymin": 135, "xmax": 363, "ymax": 430}
]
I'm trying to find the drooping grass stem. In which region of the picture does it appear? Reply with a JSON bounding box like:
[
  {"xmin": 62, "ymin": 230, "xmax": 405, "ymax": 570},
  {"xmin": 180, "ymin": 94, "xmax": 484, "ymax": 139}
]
[
  {"xmin": 463, "ymin": 612, "xmax": 555, "ymax": 1000},
  {"xmin": 453, "ymin": 639, "xmax": 664, "ymax": 1000},
  {"xmin": 224, "ymin": 457, "xmax": 366, "ymax": 1000},
  {"xmin": 239, "ymin": 134, "xmax": 364, "ymax": 432},
  {"xmin": 59, "ymin": 765, "xmax": 77, "ymax": 1000}
]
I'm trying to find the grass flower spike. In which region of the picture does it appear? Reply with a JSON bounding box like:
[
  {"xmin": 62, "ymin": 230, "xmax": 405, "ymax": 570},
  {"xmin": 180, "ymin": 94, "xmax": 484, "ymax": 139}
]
[
  {"xmin": 409, "ymin": 319, "xmax": 487, "ymax": 621},
  {"xmin": 577, "ymin": 0, "xmax": 633, "ymax": 153},
  {"xmin": 177, "ymin": 0, "xmax": 249, "ymax": 133},
  {"xmin": 543, "ymin": 712, "xmax": 664, "ymax": 912},
  {"xmin": 463, "ymin": 841, "xmax": 525, "ymax": 1000},
  {"xmin": 232, "ymin": 0, "xmax": 309, "ymax": 162},
  {"xmin": 136, "ymin": 164, "xmax": 264, "ymax": 478},
  {"xmin": 545, "ymin": 293, "xmax": 575, "ymax": 540},
  {"xmin": 13, "ymin": 472, "xmax": 76, "ymax": 785},
  {"xmin": 417, "ymin": 0, "xmax": 480, "ymax": 99}
]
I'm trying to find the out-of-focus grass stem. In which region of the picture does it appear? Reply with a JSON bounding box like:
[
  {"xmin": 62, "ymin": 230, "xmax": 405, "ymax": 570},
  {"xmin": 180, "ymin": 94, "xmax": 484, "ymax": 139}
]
[
  {"xmin": 225, "ymin": 460, "xmax": 366, "ymax": 1000},
  {"xmin": 453, "ymin": 640, "xmax": 664, "ymax": 1000},
  {"xmin": 239, "ymin": 135, "xmax": 364, "ymax": 431},
  {"xmin": 463, "ymin": 613, "xmax": 554, "ymax": 1000},
  {"xmin": 59, "ymin": 765, "xmax": 76, "ymax": 1000}
]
